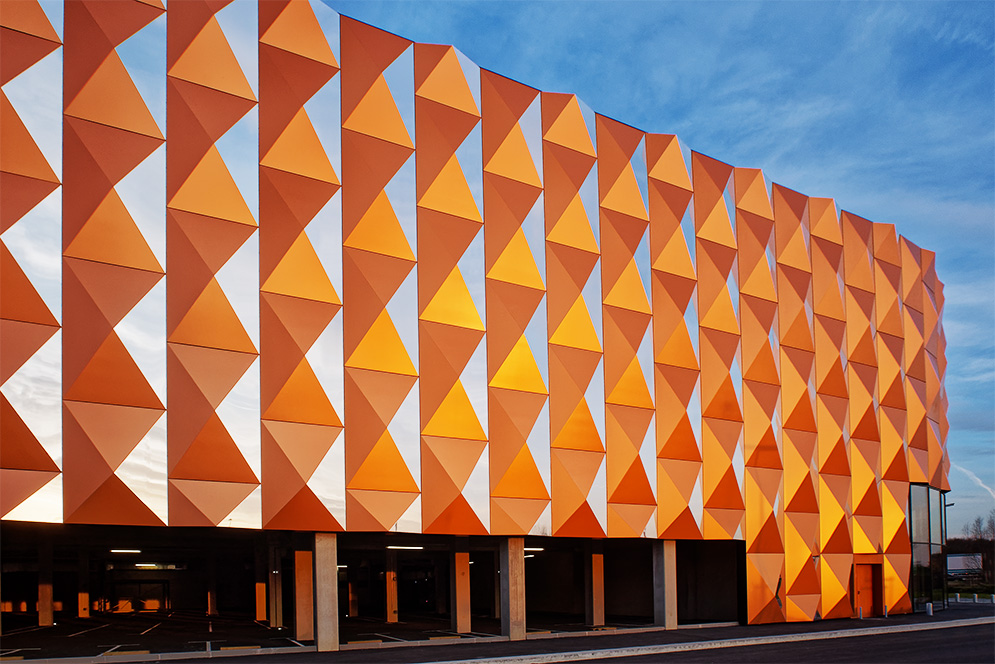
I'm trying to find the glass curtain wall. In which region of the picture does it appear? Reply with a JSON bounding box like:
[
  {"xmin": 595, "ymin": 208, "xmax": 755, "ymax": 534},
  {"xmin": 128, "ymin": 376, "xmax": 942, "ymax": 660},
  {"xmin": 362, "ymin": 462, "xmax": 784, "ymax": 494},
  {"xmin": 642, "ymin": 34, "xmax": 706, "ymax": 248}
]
[{"xmin": 909, "ymin": 483, "xmax": 947, "ymax": 611}]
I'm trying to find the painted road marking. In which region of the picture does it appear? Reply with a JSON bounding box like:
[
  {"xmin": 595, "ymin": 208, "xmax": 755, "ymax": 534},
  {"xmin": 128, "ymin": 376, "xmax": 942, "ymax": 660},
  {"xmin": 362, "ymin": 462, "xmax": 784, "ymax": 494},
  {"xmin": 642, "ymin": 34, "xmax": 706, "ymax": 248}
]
[{"xmin": 67, "ymin": 623, "xmax": 108, "ymax": 637}]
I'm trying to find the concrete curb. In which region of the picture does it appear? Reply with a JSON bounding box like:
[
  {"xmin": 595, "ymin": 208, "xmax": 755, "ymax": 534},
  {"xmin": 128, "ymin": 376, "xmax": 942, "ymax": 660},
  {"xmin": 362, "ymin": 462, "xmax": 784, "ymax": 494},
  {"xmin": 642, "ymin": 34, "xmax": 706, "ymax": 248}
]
[{"xmin": 428, "ymin": 616, "xmax": 995, "ymax": 664}]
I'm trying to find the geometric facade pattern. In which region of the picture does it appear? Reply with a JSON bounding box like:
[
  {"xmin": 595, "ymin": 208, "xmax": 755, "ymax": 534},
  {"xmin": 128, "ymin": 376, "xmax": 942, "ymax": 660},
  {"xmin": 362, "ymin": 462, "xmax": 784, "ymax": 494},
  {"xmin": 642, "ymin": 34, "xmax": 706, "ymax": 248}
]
[{"xmin": 0, "ymin": 0, "xmax": 951, "ymax": 624}]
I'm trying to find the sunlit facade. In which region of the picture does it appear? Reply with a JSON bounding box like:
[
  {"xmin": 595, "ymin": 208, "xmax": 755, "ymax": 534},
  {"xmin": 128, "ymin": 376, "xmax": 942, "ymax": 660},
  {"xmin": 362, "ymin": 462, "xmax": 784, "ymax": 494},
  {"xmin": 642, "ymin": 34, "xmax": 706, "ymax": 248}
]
[{"xmin": 1, "ymin": 0, "xmax": 950, "ymax": 643}]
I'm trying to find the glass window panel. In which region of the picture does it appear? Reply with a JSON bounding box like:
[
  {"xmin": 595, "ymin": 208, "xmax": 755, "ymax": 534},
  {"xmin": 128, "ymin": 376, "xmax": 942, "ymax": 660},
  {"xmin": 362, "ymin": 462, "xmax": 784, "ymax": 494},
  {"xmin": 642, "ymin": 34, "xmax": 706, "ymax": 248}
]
[
  {"xmin": 911, "ymin": 484, "xmax": 929, "ymax": 543},
  {"xmin": 912, "ymin": 542, "xmax": 931, "ymax": 611},
  {"xmin": 930, "ymin": 488, "xmax": 943, "ymax": 544},
  {"xmin": 931, "ymin": 544, "xmax": 946, "ymax": 607}
]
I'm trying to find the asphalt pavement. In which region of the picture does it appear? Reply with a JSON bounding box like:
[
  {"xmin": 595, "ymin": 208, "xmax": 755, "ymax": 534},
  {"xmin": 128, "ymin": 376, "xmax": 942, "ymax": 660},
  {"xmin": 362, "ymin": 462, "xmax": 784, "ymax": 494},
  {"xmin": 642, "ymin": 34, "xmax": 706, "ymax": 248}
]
[{"xmin": 1, "ymin": 602, "xmax": 992, "ymax": 663}]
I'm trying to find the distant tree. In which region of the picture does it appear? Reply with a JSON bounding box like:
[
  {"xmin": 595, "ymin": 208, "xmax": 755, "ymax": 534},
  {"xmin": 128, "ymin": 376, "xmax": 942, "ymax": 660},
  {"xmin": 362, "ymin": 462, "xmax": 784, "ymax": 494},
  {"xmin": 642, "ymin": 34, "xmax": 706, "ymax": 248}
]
[{"xmin": 950, "ymin": 509, "xmax": 995, "ymax": 588}]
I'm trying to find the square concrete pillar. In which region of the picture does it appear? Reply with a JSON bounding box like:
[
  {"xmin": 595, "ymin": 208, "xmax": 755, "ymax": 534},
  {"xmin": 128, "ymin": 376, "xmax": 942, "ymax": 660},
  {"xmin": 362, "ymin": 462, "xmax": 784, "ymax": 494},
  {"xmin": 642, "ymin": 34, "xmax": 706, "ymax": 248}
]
[
  {"xmin": 295, "ymin": 549, "xmax": 314, "ymax": 641},
  {"xmin": 653, "ymin": 540, "xmax": 677, "ymax": 629},
  {"xmin": 206, "ymin": 555, "xmax": 218, "ymax": 617},
  {"xmin": 451, "ymin": 537, "xmax": 471, "ymax": 633},
  {"xmin": 254, "ymin": 540, "xmax": 267, "ymax": 621},
  {"xmin": 38, "ymin": 538, "xmax": 53, "ymax": 627},
  {"xmin": 499, "ymin": 537, "xmax": 525, "ymax": 640},
  {"xmin": 314, "ymin": 533, "xmax": 339, "ymax": 652},
  {"xmin": 78, "ymin": 552, "xmax": 90, "ymax": 618},
  {"xmin": 385, "ymin": 549, "xmax": 398, "ymax": 623},
  {"xmin": 268, "ymin": 538, "xmax": 284, "ymax": 628},
  {"xmin": 585, "ymin": 541, "xmax": 604, "ymax": 627}
]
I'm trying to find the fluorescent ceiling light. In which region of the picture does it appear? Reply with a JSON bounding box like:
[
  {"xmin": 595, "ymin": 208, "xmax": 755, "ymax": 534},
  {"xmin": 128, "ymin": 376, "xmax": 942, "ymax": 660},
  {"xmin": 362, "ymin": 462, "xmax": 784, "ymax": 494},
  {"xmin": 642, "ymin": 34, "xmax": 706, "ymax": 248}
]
[
  {"xmin": 386, "ymin": 545, "xmax": 424, "ymax": 550},
  {"xmin": 111, "ymin": 549, "xmax": 141, "ymax": 554},
  {"xmin": 135, "ymin": 563, "xmax": 157, "ymax": 568},
  {"xmin": 524, "ymin": 547, "xmax": 544, "ymax": 552}
]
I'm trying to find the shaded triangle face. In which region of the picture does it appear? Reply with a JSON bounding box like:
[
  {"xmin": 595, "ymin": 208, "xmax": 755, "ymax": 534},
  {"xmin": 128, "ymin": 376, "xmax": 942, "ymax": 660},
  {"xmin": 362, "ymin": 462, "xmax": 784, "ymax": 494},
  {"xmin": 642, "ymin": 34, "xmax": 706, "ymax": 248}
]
[
  {"xmin": 64, "ymin": 333, "xmax": 163, "ymax": 410},
  {"xmin": 170, "ymin": 479, "xmax": 257, "ymax": 526},
  {"xmin": 418, "ymin": 154, "xmax": 482, "ymax": 222},
  {"xmin": 489, "ymin": 336, "xmax": 547, "ymax": 394},
  {"xmin": 493, "ymin": 444, "xmax": 549, "ymax": 501},
  {"xmin": 344, "ymin": 190, "xmax": 416, "ymax": 260},
  {"xmin": 609, "ymin": 460, "xmax": 655, "ymax": 505},
  {"xmin": 170, "ymin": 413, "xmax": 258, "ymax": 484},
  {"xmin": 552, "ymin": 401, "xmax": 604, "ymax": 453},
  {"xmin": 65, "ymin": 190, "xmax": 163, "ymax": 273},
  {"xmin": 346, "ymin": 310, "xmax": 417, "ymax": 376},
  {"xmin": 264, "ymin": 419, "xmax": 338, "ymax": 482},
  {"xmin": 0, "ymin": 244, "xmax": 59, "ymax": 327},
  {"xmin": 542, "ymin": 94, "xmax": 595, "ymax": 157},
  {"xmin": 422, "ymin": 382, "xmax": 487, "ymax": 441},
  {"xmin": 415, "ymin": 45, "xmax": 478, "ymax": 117},
  {"xmin": 169, "ymin": 146, "xmax": 257, "ymax": 227},
  {"xmin": 65, "ymin": 257, "xmax": 162, "ymax": 327},
  {"xmin": 259, "ymin": 0, "xmax": 337, "ymax": 68},
  {"xmin": 64, "ymin": 401, "xmax": 162, "ymax": 471},
  {"xmin": 0, "ymin": 12, "xmax": 60, "ymax": 85},
  {"xmin": 343, "ymin": 74, "xmax": 413, "ymax": 149},
  {"xmin": 0, "ymin": 396, "xmax": 59, "ymax": 472},
  {"xmin": 65, "ymin": 50, "xmax": 163, "ymax": 140},
  {"xmin": 66, "ymin": 475, "xmax": 163, "ymax": 527},
  {"xmin": 264, "ymin": 486, "xmax": 342, "ymax": 532},
  {"xmin": 425, "ymin": 494, "xmax": 487, "ymax": 535},
  {"xmin": 169, "ymin": 279, "xmax": 257, "ymax": 354},
  {"xmin": 262, "ymin": 232, "xmax": 339, "ymax": 304},
  {"xmin": 261, "ymin": 107, "xmax": 338, "ymax": 184},
  {"xmin": 554, "ymin": 501, "xmax": 605, "ymax": 538},
  {"xmin": 1, "ymin": 92, "xmax": 59, "ymax": 185},
  {"xmin": 347, "ymin": 488, "xmax": 419, "ymax": 531},
  {"xmin": 169, "ymin": 15, "xmax": 256, "ymax": 103},
  {"xmin": 348, "ymin": 431, "xmax": 419, "ymax": 492},
  {"xmin": 0, "ymin": 469, "xmax": 59, "ymax": 518},
  {"xmin": 263, "ymin": 359, "xmax": 341, "ymax": 427},
  {"xmin": 484, "ymin": 124, "xmax": 541, "ymax": 188},
  {"xmin": 422, "ymin": 436, "xmax": 486, "ymax": 490},
  {"xmin": 170, "ymin": 343, "xmax": 257, "ymax": 408},
  {"xmin": 420, "ymin": 267, "xmax": 484, "ymax": 331}
]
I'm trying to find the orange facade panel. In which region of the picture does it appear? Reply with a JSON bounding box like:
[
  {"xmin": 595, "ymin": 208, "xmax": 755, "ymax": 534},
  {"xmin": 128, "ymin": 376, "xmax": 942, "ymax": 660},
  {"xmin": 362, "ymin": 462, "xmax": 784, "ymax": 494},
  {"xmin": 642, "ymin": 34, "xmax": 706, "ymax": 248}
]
[{"xmin": 0, "ymin": 0, "xmax": 951, "ymax": 624}]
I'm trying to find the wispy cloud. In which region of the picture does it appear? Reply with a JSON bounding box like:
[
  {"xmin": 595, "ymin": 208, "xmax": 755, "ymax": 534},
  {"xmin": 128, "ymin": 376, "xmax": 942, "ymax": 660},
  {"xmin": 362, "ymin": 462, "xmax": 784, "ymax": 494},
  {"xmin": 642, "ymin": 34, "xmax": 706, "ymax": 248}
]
[{"xmin": 952, "ymin": 463, "xmax": 995, "ymax": 502}]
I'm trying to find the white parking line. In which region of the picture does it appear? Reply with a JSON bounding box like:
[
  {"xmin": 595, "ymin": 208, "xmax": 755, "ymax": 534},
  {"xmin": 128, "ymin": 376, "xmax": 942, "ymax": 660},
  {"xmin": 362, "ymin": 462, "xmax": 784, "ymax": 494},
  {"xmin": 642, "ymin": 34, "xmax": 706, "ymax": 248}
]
[
  {"xmin": 67, "ymin": 623, "xmax": 109, "ymax": 637},
  {"xmin": 139, "ymin": 622, "xmax": 161, "ymax": 635}
]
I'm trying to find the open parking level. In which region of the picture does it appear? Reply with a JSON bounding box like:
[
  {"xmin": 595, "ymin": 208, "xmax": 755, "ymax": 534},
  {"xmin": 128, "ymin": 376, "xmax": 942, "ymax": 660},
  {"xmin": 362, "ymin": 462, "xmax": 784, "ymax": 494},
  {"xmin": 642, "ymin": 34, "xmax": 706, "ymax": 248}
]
[{"xmin": 2, "ymin": 603, "xmax": 991, "ymax": 663}]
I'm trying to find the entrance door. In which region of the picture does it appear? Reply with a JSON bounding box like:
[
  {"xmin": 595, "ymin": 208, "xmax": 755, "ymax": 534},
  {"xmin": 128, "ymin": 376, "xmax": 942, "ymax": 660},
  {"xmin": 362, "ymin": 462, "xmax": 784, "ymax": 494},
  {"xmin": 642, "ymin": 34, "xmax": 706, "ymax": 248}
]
[{"xmin": 854, "ymin": 564, "xmax": 879, "ymax": 617}]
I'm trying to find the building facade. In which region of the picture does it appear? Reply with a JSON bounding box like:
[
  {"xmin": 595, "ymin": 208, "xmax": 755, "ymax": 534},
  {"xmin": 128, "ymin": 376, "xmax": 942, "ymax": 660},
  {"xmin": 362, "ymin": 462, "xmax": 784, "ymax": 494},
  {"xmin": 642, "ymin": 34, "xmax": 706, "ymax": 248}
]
[{"xmin": 1, "ymin": 0, "xmax": 950, "ymax": 648}]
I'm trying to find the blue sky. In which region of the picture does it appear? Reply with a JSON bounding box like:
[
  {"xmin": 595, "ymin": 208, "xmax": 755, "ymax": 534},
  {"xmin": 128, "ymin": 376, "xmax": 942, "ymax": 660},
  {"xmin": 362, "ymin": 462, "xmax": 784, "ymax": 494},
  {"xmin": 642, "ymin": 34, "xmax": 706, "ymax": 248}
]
[{"xmin": 328, "ymin": 0, "xmax": 995, "ymax": 535}]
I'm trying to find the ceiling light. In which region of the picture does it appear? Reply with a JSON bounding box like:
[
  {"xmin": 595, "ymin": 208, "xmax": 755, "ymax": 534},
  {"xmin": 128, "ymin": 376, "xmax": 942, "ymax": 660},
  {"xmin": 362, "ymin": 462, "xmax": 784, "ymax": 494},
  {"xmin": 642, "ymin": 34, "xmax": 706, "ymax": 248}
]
[
  {"xmin": 386, "ymin": 545, "xmax": 424, "ymax": 550},
  {"xmin": 111, "ymin": 549, "xmax": 141, "ymax": 554}
]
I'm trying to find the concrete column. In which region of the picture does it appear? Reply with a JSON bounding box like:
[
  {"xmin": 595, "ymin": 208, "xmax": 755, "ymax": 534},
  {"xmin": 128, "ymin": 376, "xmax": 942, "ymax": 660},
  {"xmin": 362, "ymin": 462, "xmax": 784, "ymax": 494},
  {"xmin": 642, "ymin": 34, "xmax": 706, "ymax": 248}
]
[
  {"xmin": 499, "ymin": 537, "xmax": 525, "ymax": 640},
  {"xmin": 254, "ymin": 541, "xmax": 267, "ymax": 621},
  {"xmin": 347, "ymin": 581, "xmax": 358, "ymax": 618},
  {"xmin": 38, "ymin": 538, "xmax": 53, "ymax": 627},
  {"xmin": 206, "ymin": 555, "xmax": 218, "ymax": 616},
  {"xmin": 585, "ymin": 541, "xmax": 604, "ymax": 627},
  {"xmin": 451, "ymin": 537, "xmax": 471, "ymax": 633},
  {"xmin": 385, "ymin": 549, "xmax": 398, "ymax": 623},
  {"xmin": 78, "ymin": 552, "xmax": 90, "ymax": 618},
  {"xmin": 652, "ymin": 540, "xmax": 677, "ymax": 629},
  {"xmin": 434, "ymin": 560, "xmax": 447, "ymax": 615},
  {"xmin": 493, "ymin": 550, "xmax": 501, "ymax": 619},
  {"xmin": 314, "ymin": 533, "xmax": 339, "ymax": 652},
  {"xmin": 268, "ymin": 539, "xmax": 284, "ymax": 628},
  {"xmin": 295, "ymin": 549, "xmax": 314, "ymax": 641}
]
